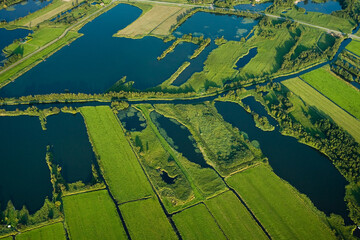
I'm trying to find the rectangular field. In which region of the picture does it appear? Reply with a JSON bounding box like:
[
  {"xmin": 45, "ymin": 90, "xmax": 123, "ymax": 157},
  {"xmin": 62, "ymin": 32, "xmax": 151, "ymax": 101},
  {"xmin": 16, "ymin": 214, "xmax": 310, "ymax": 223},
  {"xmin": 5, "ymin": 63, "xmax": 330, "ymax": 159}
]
[
  {"xmin": 63, "ymin": 190, "xmax": 127, "ymax": 240},
  {"xmin": 283, "ymin": 77, "xmax": 360, "ymax": 142},
  {"xmin": 205, "ymin": 191, "xmax": 268, "ymax": 240},
  {"xmin": 172, "ymin": 203, "xmax": 227, "ymax": 240},
  {"xmin": 226, "ymin": 165, "xmax": 335, "ymax": 240},
  {"xmin": 119, "ymin": 197, "xmax": 177, "ymax": 239},
  {"xmin": 80, "ymin": 106, "xmax": 153, "ymax": 203},
  {"xmin": 116, "ymin": 5, "xmax": 186, "ymax": 38},
  {"xmin": 16, "ymin": 223, "xmax": 66, "ymax": 240},
  {"xmin": 346, "ymin": 40, "xmax": 360, "ymax": 56},
  {"xmin": 301, "ymin": 68, "xmax": 360, "ymax": 120}
]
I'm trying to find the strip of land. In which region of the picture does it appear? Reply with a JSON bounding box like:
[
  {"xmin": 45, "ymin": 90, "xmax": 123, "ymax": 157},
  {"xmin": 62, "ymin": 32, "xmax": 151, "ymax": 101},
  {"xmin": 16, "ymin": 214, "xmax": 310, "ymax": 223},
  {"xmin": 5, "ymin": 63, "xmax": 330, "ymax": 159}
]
[
  {"xmin": 283, "ymin": 77, "xmax": 360, "ymax": 143},
  {"xmin": 226, "ymin": 164, "xmax": 336, "ymax": 240},
  {"xmin": 15, "ymin": 223, "xmax": 66, "ymax": 240},
  {"xmin": 80, "ymin": 106, "xmax": 153, "ymax": 203},
  {"xmin": 116, "ymin": 4, "xmax": 188, "ymax": 38},
  {"xmin": 63, "ymin": 190, "xmax": 128, "ymax": 240}
]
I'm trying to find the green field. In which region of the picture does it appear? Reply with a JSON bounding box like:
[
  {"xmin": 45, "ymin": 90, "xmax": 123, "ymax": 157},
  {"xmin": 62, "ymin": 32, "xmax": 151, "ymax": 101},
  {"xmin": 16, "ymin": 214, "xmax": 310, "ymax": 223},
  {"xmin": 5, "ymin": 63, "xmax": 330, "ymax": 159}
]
[
  {"xmin": 226, "ymin": 165, "xmax": 335, "ymax": 240},
  {"xmin": 154, "ymin": 103, "xmax": 261, "ymax": 176},
  {"xmin": 63, "ymin": 190, "xmax": 127, "ymax": 240},
  {"xmin": 301, "ymin": 68, "xmax": 360, "ymax": 120},
  {"xmin": 346, "ymin": 40, "xmax": 360, "ymax": 56},
  {"xmin": 283, "ymin": 77, "xmax": 360, "ymax": 142},
  {"xmin": 206, "ymin": 191, "xmax": 268, "ymax": 240},
  {"xmin": 80, "ymin": 106, "xmax": 153, "ymax": 203},
  {"xmin": 271, "ymin": 7, "xmax": 355, "ymax": 33},
  {"xmin": 16, "ymin": 223, "xmax": 66, "ymax": 240},
  {"xmin": 172, "ymin": 204, "xmax": 227, "ymax": 240},
  {"xmin": 119, "ymin": 197, "xmax": 177, "ymax": 239}
]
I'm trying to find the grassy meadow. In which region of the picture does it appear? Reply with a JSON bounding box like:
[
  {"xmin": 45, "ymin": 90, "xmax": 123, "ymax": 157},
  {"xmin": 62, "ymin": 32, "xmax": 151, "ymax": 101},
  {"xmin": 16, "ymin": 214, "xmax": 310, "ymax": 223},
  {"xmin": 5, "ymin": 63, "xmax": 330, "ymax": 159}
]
[
  {"xmin": 119, "ymin": 197, "xmax": 177, "ymax": 239},
  {"xmin": 301, "ymin": 68, "xmax": 360, "ymax": 120},
  {"xmin": 227, "ymin": 165, "xmax": 336, "ymax": 240},
  {"xmin": 80, "ymin": 106, "xmax": 153, "ymax": 203},
  {"xmin": 206, "ymin": 191, "xmax": 268, "ymax": 240},
  {"xmin": 154, "ymin": 103, "xmax": 262, "ymax": 176},
  {"xmin": 283, "ymin": 77, "xmax": 360, "ymax": 142},
  {"xmin": 16, "ymin": 223, "xmax": 66, "ymax": 240},
  {"xmin": 346, "ymin": 40, "xmax": 360, "ymax": 56},
  {"xmin": 63, "ymin": 190, "xmax": 127, "ymax": 240},
  {"xmin": 172, "ymin": 204, "xmax": 227, "ymax": 240},
  {"xmin": 270, "ymin": 7, "xmax": 355, "ymax": 33}
]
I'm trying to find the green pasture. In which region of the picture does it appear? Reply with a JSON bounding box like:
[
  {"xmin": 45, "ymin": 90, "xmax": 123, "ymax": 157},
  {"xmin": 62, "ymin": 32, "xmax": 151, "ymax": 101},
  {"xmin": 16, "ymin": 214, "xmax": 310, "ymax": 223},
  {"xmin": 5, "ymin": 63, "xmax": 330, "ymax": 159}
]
[{"xmin": 16, "ymin": 223, "xmax": 66, "ymax": 240}]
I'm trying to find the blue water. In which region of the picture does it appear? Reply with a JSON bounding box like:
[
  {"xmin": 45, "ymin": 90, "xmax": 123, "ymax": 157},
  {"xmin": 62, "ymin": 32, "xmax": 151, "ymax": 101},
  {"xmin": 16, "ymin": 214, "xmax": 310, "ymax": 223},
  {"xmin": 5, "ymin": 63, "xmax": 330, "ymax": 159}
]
[
  {"xmin": 235, "ymin": 47, "xmax": 257, "ymax": 69},
  {"xmin": 0, "ymin": 4, "xmax": 259, "ymax": 96},
  {"xmin": 296, "ymin": 0, "xmax": 342, "ymax": 14},
  {"xmin": 0, "ymin": 0, "xmax": 52, "ymax": 22},
  {"xmin": 0, "ymin": 28, "xmax": 31, "ymax": 63},
  {"xmin": 0, "ymin": 112, "xmax": 95, "ymax": 213},
  {"xmin": 234, "ymin": 2, "xmax": 273, "ymax": 12},
  {"xmin": 215, "ymin": 101, "xmax": 350, "ymax": 223}
]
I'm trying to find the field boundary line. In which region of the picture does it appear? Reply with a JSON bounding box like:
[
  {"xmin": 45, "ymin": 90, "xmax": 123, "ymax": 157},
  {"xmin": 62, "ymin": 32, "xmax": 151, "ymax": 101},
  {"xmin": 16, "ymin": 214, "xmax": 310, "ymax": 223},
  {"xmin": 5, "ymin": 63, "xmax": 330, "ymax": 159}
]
[
  {"xmin": 117, "ymin": 196, "xmax": 153, "ymax": 206},
  {"xmin": 203, "ymin": 203, "xmax": 230, "ymax": 240},
  {"xmin": 61, "ymin": 186, "xmax": 107, "ymax": 198},
  {"xmin": 149, "ymin": 7, "xmax": 187, "ymax": 35}
]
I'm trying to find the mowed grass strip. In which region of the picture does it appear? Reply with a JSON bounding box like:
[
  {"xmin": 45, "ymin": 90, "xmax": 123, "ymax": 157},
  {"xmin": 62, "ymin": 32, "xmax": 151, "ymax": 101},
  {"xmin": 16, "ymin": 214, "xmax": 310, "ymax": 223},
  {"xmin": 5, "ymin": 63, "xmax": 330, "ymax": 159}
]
[
  {"xmin": 63, "ymin": 190, "xmax": 127, "ymax": 240},
  {"xmin": 205, "ymin": 191, "xmax": 268, "ymax": 240},
  {"xmin": 116, "ymin": 5, "xmax": 184, "ymax": 38},
  {"xmin": 172, "ymin": 204, "xmax": 227, "ymax": 240},
  {"xmin": 226, "ymin": 165, "xmax": 336, "ymax": 240},
  {"xmin": 283, "ymin": 77, "xmax": 360, "ymax": 142},
  {"xmin": 346, "ymin": 40, "xmax": 360, "ymax": 56},
  {"xmin": 301, "ymin": 68, "xmax": 360, "ymax": 120},
  {"xmin": 80, "ymin": 106, "xmax": 153, "ymax": 203},
  {"xmin": 16, "ymin": 223, "xmax": 66, "ymax": 240},
  {"xmin": 119, "ymin": 197, "xmax": 177, "ymax": 240}
]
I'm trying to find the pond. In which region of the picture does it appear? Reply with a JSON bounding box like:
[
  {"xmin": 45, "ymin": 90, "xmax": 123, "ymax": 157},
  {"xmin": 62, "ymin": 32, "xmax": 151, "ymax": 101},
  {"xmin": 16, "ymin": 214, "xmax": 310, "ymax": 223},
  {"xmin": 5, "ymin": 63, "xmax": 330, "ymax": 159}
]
[
  {"xmin": 234, "ymin": 47, "xmax": 258, "ymax": 70},
  {"xmin": 151, "ymin": 111, "xmax": 209, "ymax": 168},
  {"xmin": 0, "ymin": 28, "xmax": 31, "ymax": 63},
  {"xmin": 117, "ymin": 107, "xmax": 146, "ymax": 132},
  {"xmin": 296, "ymin": 0, "xmax": 342, "ymax": 14},
  {"xmin": 0, "ymin": 4, "xmax": 259, "ymax": 97},
  {"xmin": 234, "ymin": 2, "xmax": 273, "ymax": 12},
  {"xmin": 0, "ymin": 0, "xmax": 52, "ymax": 22},
  {"xmin": 215, "ymin": 101, "xmax": 350, "ymax": 223},
  {"xmin": 0, "ymin": 112, "xmax": 95, "ymax": 213}
]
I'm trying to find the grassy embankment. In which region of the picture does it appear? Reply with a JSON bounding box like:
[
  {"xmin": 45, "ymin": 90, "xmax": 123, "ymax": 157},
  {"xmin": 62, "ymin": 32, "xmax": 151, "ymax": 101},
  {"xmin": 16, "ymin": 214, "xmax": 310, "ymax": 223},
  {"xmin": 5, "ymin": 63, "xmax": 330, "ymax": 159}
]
[
  {"xmin": 346, "ymin": 40, "xmax": 360, "ymax": 56},
  {"xmin": 283, "ymin": 77, "xmax": 360, "ymax": 143},
  {"xmin": 134, "ymin": 104, "xmax": 227, "ymax": 210},
  {"xmin": 80, "ymin": 106, "xmax": 177, "ymax": 239},
  {"xmin": 269, "ymin": 7, "xmax": 355, "ymax": 33},
  {"xmin": 301, "ymin": 67, "xmax": 360, "ymax": 120},
  {"xmin": 15, "ymin": 222, "xmax": 66, "ymax": 240},
  {"xmin": 154, "ymin": 103, "xmax": 264, "ymax": 176},
  {"xmin": 227, "ymin": 164, "xmax": 336, "ymax": 240},
  {"xmin": 63, "ymin": 190, "xmax": 127, "ymax": 240},
  {"xmin": 116, "ymin": 3, "xmax": 189, "ymax": 39},
  {"xmin": 11, "ymin": 0, "xmax": 85, "ymax": 27}
]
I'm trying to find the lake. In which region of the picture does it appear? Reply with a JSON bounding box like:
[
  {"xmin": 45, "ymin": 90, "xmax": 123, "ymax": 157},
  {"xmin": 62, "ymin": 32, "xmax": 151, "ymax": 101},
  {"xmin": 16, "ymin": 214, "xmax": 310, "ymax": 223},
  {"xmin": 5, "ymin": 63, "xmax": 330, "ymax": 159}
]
[
  {"xmin": 0, "ymin": 4, "xmax": 258, "ymax": 96},
  {"xmin": 0, "ymin": 112, "xmax": 95, "ymax": 213},
  {"xmin": 215, "ymin": 100, "xmax": 350, "ymax": 223},
  {"xmin": 0, "ymin": 0, "xmax": 52, "ymax": 22},
  {"xmin": 0, "ymin": 28, "xmax": 31, "ymax": 63},
  {"xmin": 296, "ymin": 0, "xmax": 342, "ymax": 14},
  {"xmin": 234, "ymin": 2, "xmax": 273, "ymax": 12}
]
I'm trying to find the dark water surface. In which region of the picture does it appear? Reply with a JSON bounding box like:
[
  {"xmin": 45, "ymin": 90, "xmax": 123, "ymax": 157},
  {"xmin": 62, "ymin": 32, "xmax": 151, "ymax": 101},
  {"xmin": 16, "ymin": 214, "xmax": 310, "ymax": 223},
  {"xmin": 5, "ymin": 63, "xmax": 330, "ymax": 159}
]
[
  {"xmin": 0, "ymin": 28, "xmax": 31, "ymax": 62},
  {"xmin": 0, "ymin": 112, "xmax": 94, "ymax": 212},
  {"xmin": 296, "ymin": 0, "xmax": 342, "ymax": 14},
  {"xmin": 151, "ymin": 111, "xmax": 209, "ymax": 168},
  {"xmin": 234, "ymin": 2, "xmax": 273, "ymax": 12},
  {"xmin": 0, "ymin": 4, "xmax": 259, "ymax": 96},
  {"xmin": 215, "ymin": 101, "xmax": 350, "ymax": 223},
  {"xmin": 118, "ymin": 107, "xmax": 146, "ymax": 132},
  {"xmin": 0, "ymin": 0, "xmax": 52, "ymax": 22},
  {"xmin": 235, "ymin": 47, "xmax": 258, "ymax": 69}
]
